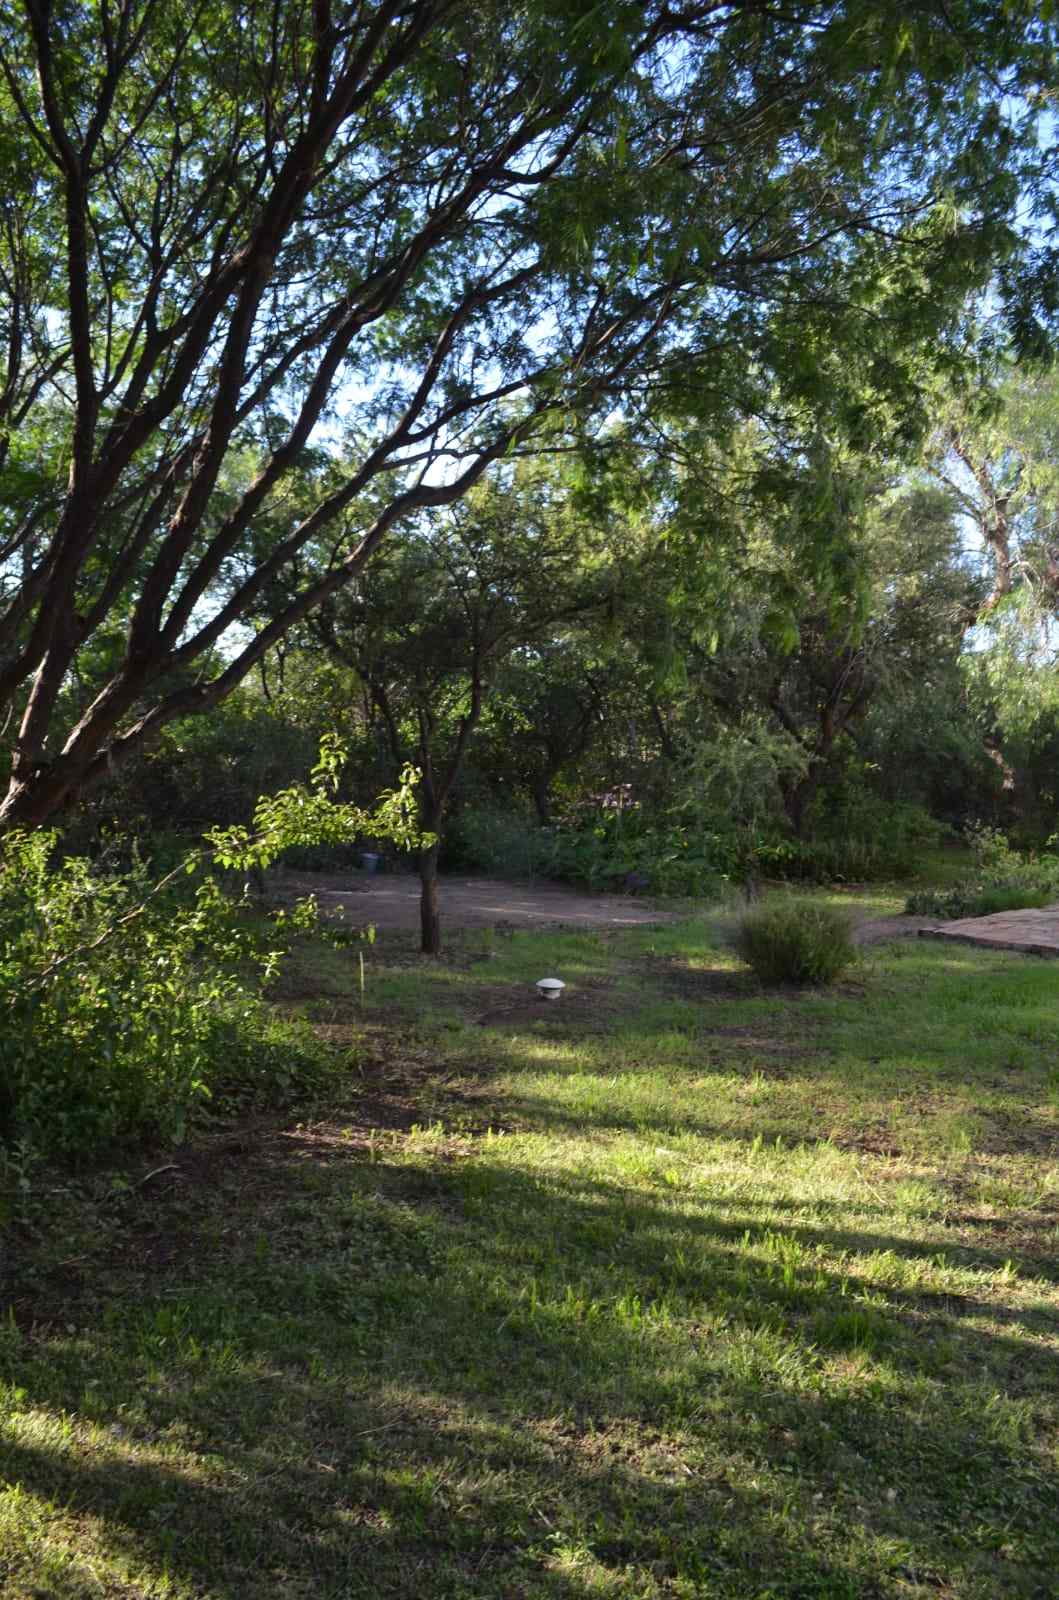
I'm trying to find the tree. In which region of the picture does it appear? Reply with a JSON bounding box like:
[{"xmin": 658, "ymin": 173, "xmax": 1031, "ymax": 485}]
[
  {"xmin": 476, "ymin": 637, "xmax": 612, "ymax": 827},
  {"xmin": 608, "ymin": 422, "xmax": 980, "ymax": 835},
  {"xmin": 303, "ymin": 464, "xmax": 618, "ymax": 951},
  {"xmin": 927, "ymin": 363, "xmax": 1059, "ymax": 622},
  {"xmin": 0, "ymin": 0, "xmax": 1045, "ymax": 831},
  {"xmin": 758, "ymin": 480, "xmax": 979, "ymax": 831}
]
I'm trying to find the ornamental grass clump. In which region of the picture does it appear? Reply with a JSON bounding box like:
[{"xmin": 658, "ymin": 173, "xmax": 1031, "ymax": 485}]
[{"xmin": 735, "ymin": 898, "xmax": 856, "ymax": 986}]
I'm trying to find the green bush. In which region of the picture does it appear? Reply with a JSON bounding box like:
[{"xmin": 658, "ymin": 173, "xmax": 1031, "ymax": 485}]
[
  {"xmin": 973, "ymin": 885, "xmax": 1053, "ymax": 915},
  {"xmin": 548, "ymin": 811, "xmax": 735, "ymax": 897},
  {"xmin": 906, "ymin": 881, "xmax": 1055, "ymax": 919},
  {"xmin": 764, "ymin": 800, "xmax": 941, "ymax": 884},
  {"xmin": 0, "ymin": 741, "xmax": 428, "ymax": 1167},
  {"xmin": 734, "ymin": 898, "xmax": 856, "ymax": 986},
  {"xmin": 450, "ymin": 792, "xmax": 942, "ymax": 897},
  {"xmin": 905, "ymin": 827, "xmax": 1059, "ymax": 919},
  {"xmin": 448, "ymin": 804, "xmax": 730, "ymax": 896},
  {"xmin": 0, "ymin": 832, "xmax": 335, "ymax": 1163}
]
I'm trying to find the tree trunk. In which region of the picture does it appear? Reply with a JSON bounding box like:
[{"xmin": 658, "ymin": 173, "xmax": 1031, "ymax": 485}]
[
  {"xmin": 780, "ymin": 769, "xmax": 818, "ymax": 838},
  {"xmin": 531, "ymin": 778, "xmax": 553, "ymax": 827},
  {"xmin": 418, "ymin": 841, "xmax": 441, "ymax": 956}
]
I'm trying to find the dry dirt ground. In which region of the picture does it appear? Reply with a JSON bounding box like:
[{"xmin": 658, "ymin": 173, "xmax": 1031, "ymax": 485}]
[
  {"xmin": 269, "ymin": 869, "xmax": 678, "ymax": 931},
  {"xmin": 268, "ymin": 868, "xmax": 938, "ymax": 943}
]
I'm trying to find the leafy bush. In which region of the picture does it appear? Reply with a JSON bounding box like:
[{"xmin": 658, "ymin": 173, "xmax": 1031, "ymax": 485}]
[
  {"xmin": 0, "ymin": 829, "xmax": 335, "ymax": 1160},
  {"xmin": 446, "ymin": 805, "xmax": 559, "ymax": 879},
  {"xmin": 973, "ymin": 885, "xmax": 1053, "ymax": 915},
  {"xmin": 770, "ymin": 799, "xmax": 941, "ymax": 883},
  {"xmin": 550, "ymin": 811, "xmax": 733, "ymax": 897},
  {"xmin": 905, "ymin": 826, "xmax": 1059, "ymax": 919},
  {"xmin": 448, "ymin": 804, "xmax": 731, "ymax": 896},
  {"xmin": 906, "ymin": 882, "xmax": 1054, "ymax": 919},
  {"xmin": 734, "ymin": 899, "xmax": 856, "ymax": 985},
  {"xmin": 449, "ymin": 790, "xmax": 939, "ymax": 898},
  {"xmin": 0, "ymin": 740, "xmax": 429, "ymax": 1165}
]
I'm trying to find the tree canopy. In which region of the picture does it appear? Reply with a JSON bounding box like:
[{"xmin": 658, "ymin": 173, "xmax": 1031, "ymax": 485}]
[{"xmin": 0, "ymin": 0, "xmax": 1052, "ymax": 829}]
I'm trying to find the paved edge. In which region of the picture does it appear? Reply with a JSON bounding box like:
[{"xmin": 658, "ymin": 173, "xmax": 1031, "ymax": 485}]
[{"xmin": 917, "ymin": 927, "xmax": 1059, "ymax": 958}]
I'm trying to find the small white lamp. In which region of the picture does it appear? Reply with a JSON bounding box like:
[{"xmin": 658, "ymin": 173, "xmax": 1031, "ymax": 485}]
[{"xmin": 535, "ymin": 977, "xmax": 565, "ymax": 1001}]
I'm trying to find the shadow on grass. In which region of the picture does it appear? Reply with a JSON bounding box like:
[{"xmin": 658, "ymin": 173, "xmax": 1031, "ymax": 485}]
[{"xmin": 3, "ymin": 1135, "xmax": 1057, "ymax": 1599}]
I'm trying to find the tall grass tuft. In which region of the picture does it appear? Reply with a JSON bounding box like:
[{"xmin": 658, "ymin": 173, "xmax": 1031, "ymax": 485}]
[{"xmin": 734, "ymin": 898, "xmax": 856, "ymax": 985}]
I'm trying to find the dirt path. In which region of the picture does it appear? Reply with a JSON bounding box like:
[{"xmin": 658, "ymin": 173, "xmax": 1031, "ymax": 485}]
[
  {"xmin": 269, "ymin": 870, "xmax": 680, "ymax": 931},
  {"xmin": 269, "ymin": 869, "xmax": 938, "ymax": 942}
]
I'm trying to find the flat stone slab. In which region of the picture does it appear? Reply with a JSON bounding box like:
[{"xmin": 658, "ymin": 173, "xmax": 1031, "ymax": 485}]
[{"xmin": 918, "ymin": 903, "xmax": 1059, "ymax": 957}]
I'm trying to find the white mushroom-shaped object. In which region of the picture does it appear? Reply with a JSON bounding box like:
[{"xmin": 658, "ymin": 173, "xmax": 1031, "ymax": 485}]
[{"xmin": 536, "ymin": 977, "xmax": 565, "ymax": 1001}]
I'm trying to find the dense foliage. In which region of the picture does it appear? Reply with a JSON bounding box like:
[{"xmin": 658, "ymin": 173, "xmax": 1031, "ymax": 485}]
[
  {"xmin": 0, "ymin": 829, "xmax": 329, "ymax": 1162},
  {"xmin": 0, "ymin": 0, "xmax": 1053, "ymax": 830},
  {"xmin": 0, "ymin": 745, "xmax": 424, "ymax": 1165}
]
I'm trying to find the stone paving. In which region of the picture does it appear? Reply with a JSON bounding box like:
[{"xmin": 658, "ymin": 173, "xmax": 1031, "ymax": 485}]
[{"xmin": 919, "ymin": 903, "xmax": 1059, "ymax": 957}]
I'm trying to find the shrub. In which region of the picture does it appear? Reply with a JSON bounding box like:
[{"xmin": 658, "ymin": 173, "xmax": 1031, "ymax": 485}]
[
  {"xmin": 906, "ymin": 882, "xmax": 1055, "ymax": 919},
  {"xmin": 973, "ymin": 885, "xmax": 1053, "ymax": 915},
  {"xmin": 764, "ymin": 800, "xmax": 941, "ymax": 884},
  {"xmin": 448, "ymin": 804, "xmax": 731, "ymax": 896},
  {"xmin": 0, "ymin": 741, "xmax": 429, "ymax": 1165},
  {"xmin": 0, "ymin": 830, "xmax": 335, "ymax": 1161},
  {"xmin": 446, "ymin": 805, "xmax": 559, "ymax": 878},
  {"xmin": 734, "ymin": 898, "xmax": 856, "ymax": 985},
  {"xmin": 548, "ymin": 811, "xmax": 734, "ymax": 897},
  {"xmin": 904, "ymin": 827, "xmax": 1059, "ymax": 919}
]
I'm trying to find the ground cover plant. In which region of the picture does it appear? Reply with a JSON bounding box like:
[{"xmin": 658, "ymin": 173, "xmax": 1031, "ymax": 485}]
[{"xmin": 2, "ymin": 883, "xmax": 1057, "ymax": 1599}]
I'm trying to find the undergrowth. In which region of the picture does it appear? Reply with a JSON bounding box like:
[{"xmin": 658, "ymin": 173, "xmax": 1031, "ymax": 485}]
[
  {"xmin": 0, "ymin": 829, "xmax": 335, "ymax": 1164},
  {"xmin": 905, "ymin": 825, "xmax": 1059, "ymax": 920}
]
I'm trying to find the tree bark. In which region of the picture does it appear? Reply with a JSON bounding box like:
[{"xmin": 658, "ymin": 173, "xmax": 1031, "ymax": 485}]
[
  {"xmin": 531, "ymin": 778, "xmax": 553, "ymax": 827},
  {"xmin": 418, "ymin": 841, "xmax": 441, "ymax": 957},
  {"xmin": 780, "ymin": 769, "xmax": 818, "ymax": 837}
]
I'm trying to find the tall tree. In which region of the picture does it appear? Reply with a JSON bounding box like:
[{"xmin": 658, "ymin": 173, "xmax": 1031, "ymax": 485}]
[
  {"xmin": 0, "ymin": 0, "xmax": 1045, "ymax": 830},
  {"xmin": 619, "ymin": 426, "xmax": 979, "ymax": 833},
  {"xmin": 477, "ymin": 638, "xmax": 614, "ymax": 827}
]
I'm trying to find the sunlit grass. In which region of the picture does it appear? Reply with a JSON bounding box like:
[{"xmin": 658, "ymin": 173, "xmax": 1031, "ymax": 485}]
[{"xmin": 2, "ymin": 882, "xmax": 1057, "ymax": 1598}]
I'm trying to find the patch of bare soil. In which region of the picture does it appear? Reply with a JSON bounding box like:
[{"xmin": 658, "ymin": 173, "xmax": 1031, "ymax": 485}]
[
  {"xmin": 704, "ymin": 1024, "xmax": 824, "ymax": 1068},
  {"xmin": 267, "ymin": 869, "xmax": 679, "ymax": 932},
  {"xmin": 832, "ymin": 1128, "xmax": 906, "ymax": 1159},
  {"xmin": 853, "ymin": 914, "xmax": 941, "ymax": 946}
]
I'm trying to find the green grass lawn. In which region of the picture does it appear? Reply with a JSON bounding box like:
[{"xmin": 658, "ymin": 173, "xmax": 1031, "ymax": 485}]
[{"xmin": 3, "ymin": 895, "xmax": 1058, "ymax": 1598}]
